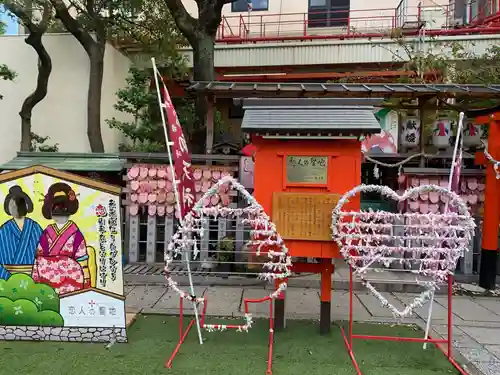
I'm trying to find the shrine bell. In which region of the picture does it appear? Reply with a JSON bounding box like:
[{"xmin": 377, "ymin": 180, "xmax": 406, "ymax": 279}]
[{"xmin": 241, "ymin": 98, "xmax": 382, "ymax": 333}]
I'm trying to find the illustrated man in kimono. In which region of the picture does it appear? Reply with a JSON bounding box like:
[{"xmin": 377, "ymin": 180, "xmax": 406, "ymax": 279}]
[
  {"xmin": 32, "ymin": 182, "xmax": 91, "ymax": 295},
  {"xmin": 0, "ymin": 185, "xmax": 43, "ymax": 280}
]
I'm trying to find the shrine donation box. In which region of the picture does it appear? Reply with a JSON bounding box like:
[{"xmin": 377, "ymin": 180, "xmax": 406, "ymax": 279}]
[{"xmin": 241, "ymin": 98, "xmax": 382, "ymax": 258}]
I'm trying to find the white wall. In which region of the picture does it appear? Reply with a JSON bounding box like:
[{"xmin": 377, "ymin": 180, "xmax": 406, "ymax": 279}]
[{"xmin": 0, "ymin": 34, "xmax": 131, "ymax": 164}]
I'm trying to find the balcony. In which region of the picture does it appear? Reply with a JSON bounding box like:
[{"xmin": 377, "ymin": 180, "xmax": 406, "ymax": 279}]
[
  {"xmin": 128, "ymin": 1, "xmax": 500, "ymax": 70},
  {"xmin": 215, "ymin": 2, "xmax": 500, "ymax": 43}
]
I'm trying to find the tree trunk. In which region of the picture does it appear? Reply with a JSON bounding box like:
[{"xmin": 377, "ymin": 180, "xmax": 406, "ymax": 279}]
[
  {"xmin": 19, "ymin": 31, "xmax": 52, "ymax": 151},
  {"xmin": 190, "ymin": 35, "xmax": 215, "ymax": 153},
  {"xmin": 87, "ymin": 39, "xmax": 106, "ymax": 153},
  {"xmin": 192, "ymin": 35, "xmax": 216, "ymax": 82}
]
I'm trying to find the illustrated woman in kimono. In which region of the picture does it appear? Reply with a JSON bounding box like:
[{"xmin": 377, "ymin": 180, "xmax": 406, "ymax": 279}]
[
  {"xmin": 32, "ymin": 182, "xmax": 91, "ymax": 295},
  {"xmin": 0, "ymin": 186, "xmax": 43, "ymax": 280}
]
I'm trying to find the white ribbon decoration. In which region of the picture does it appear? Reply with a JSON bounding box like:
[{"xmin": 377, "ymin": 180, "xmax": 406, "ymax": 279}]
[
  {"xmin": 331, "ymin": 184, "xmax": 475, "ymax": 319},
  {"xmin": 165, "ymin": 176, "xmax": 292, "ymax": 331}
]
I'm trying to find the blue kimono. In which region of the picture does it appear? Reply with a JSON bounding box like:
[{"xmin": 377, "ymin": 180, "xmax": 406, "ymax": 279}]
[{"xmin": 0, "ymin": 218, "xmax": 43, "ymax": 280}]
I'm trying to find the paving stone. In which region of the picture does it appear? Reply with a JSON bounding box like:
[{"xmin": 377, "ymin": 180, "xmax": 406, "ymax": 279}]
[
  {"xmin": 331, "ymin": 290, "xmax": 371, "ymax": 321},
  {"xmin": 285, "ymin": 288, "xmax": 320, "ymax": 316},
  {"xmin": 153, "ymin": 286, "xmax": 205, "ymax": 309},
  {"xmin": 126, "ymin": 285, "xmax": 167, "ymax": 309},
  {"xmin": 393, "ymin": 293, "xmax": 464, "ymax": 322},
  {"xmin": 460, "ymin": 327, "xmax": 500, "ymax": 345},
  {"xmin": 356, "ymin": 292, "xmax": 407, "ymax": 318},
  {"xmin": 485, "ymin": 345, "xmax": 500, "ymax": 359},
  {"xmin": 473, "ymin": 298, "xmax": 500, "ymax": 315},
  {"xmin": 460, "ymin": 345, "xmax": 496, "ymax": 363},
  {"xmin": 202, "ymin": 287, "xmax": 242, "ymax": 315},
  {"xmin": 435, "ymin": 296, "xmax": 500, "ymax": 322},
  {"xmin": 474, "ymin": 357, "xmax": 500, "ymax": 375}
]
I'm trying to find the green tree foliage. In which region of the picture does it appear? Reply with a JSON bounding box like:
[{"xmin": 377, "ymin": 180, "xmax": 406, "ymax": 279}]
[
  {"xmin": 30, "ymin": 132, "xmax": 59, "ymax": 152},
  {"xmin": 107, "ymin": 65, "xmax": 231, "ymax": 152},
  {"xmin": 0, "ymin": 273, "xmax": 64, "ymax": 326},
  {"xmin": 0, "ymin": 20, "xmax": 16, "ymax": 100}
]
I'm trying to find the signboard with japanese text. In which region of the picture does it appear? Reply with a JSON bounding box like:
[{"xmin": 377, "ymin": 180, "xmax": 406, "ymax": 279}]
[
  {"xmin": 0, "ymin": 166, "xmax": 127, "ymax": 342},
  {"xmin": 272, "ymin": 192, "xmax": 340, "ymax": 241},
  {"xmin": 286, "ymin": 156, "xmax": 328, "ymax": 184}
]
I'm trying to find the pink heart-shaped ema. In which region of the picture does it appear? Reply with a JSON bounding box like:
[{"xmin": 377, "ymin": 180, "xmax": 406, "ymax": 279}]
[
  {"xmin": 210, "ymin": 194, "xmax": 220, "ymax": 206},
  {"xmin": 166, "ymin": 192, "xmax": 175, "ymax": 204},
  {"xmin": 203, "ymin": 170, "xmax": 212, "ymax": 179},
  {"xmin": 130, "ymin": 180, "xmax": 140, "ymax": 191},
  {"xmin": 467, "ymin": 178, "xmax": 478, "ymax": 190},
  {"xmin": 157, "ymin": 191, "xmax": 166, "ymax": 203},
  {"xmin": 332, "ymin": 184, "xmax": 475, "ymax": 318},
  {"xmin": 128, "ymin": 166, "xmax": 139, "ymax": 180},
  {"xmin": 129, "ymin": 204, "xmax": 139, "ymax": 216},
  {"xmin": 158, "ymin": 180, "xmax": 166, "ymax": 189},
  {"xmin": 429, "ymin": 192, "xmax": 439, "ymax": 204},
  {"xmin": 157, "ymin": 205, "xmax": 166, "ymax": 217},
  {"xmin": 138, "ymin": 193, "xmax": 148, "ymax": 204},
  {"xmin": 193, "ymin": 169, "xmax": 203, "ymax": 180},
  {"xmin": 212, "ymin": 170, "xmax": 221, "ymax": 180},
  {"xmin": 148, "ymin": 168, "xmax": 157, "ymax": 178},
  {"xmin": 166, "ymin": 205, "xmax": 174, "ymax": 215},
  {"xmin": 195, "ymin": 181, "xmax": 202, "ymax": 193},
  {"xmin": 139, "ymin": 167, "xmax": 148, "ymax": 180},
  {"xmin": 157, "ymin": 168, "xmax": 167, "ymax": 179},
  {"xmin": 148, "ymin": 205, "xmax": 157, "ymax": 216}
]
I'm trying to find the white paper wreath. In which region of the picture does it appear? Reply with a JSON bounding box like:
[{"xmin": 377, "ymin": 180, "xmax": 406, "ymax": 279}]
[
  {"xmin": 165, "ymin": 176, "xmax": 292, "ymax": 332},
  {"xmin": 331, "ymin": 184, "xmax": 476, "ymax": 318}
]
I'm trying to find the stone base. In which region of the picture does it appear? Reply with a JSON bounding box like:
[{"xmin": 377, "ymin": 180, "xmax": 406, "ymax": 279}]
[{"xmin": 0, "ymin": 326, "xmax": 127, "ymax": 342}]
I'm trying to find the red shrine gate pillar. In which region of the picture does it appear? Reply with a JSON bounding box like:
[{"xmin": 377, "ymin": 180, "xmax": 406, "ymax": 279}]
[{"xmin": 475, "ymin": 113, "xmax": 500, "ymax": 289}]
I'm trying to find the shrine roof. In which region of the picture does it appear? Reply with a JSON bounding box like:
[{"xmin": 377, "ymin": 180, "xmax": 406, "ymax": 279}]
[
  {"xmin": 240, "ymin": 98, "xmax": 381, "ymax": 134},
  {"xmin": 187, "ymin": 81, "xmax": 500, "ymax": 98}
]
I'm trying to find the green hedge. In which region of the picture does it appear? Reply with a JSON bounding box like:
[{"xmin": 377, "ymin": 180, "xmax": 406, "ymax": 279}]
[{"xmin": 0, "ymin": 274, "xmax": 64, "ymax": 327}]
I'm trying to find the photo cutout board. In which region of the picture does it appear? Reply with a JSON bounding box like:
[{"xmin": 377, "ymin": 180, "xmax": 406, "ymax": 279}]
[{"xmin": 0, "ymin": 166, "xmax": 126, "ymax": 342}]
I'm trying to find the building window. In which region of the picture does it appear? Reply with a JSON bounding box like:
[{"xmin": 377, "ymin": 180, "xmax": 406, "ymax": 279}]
[
  {"xmin": 308, "ymin": 0, "xmax": 350, "ymax": 28},
  {"xmin": 232, "ymin": 0, "xmax": 268, "ymax": 12}
]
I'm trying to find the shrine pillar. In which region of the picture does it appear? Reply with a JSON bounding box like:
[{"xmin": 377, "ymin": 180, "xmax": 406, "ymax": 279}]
[{"xmin": 476, "ymin": 113, "xmax": 500, "ymax": 289}]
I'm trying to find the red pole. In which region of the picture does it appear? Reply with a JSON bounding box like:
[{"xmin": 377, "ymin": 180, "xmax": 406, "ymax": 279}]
[
  {"xmin": 477, "ymin": 115, "xmax": 500, "ymax": 289},
  {"xmin": 447, "ymin": 275, "xmax": 453, "ymax": 357}
]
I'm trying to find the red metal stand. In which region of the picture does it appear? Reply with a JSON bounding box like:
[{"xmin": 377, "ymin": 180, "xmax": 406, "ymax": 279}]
[
  {"xmin": 165, "ymin": 295, "xmax": 276, "ymax": 375},
  {"xmin": 340, "ymin": 266, "xmax": 469, "ymax": 375}
]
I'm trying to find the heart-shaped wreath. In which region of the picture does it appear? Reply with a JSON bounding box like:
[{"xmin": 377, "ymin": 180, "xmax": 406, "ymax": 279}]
[
  {"xmin": 331, "ymin": 184, "xmax": 476, "ymax": 318},
  {"xmin": 165, "ymin": 176, "xmax": 292, "ymax": 332}
]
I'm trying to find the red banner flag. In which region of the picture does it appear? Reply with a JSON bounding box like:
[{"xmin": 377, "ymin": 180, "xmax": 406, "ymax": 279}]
[{"xmin": 160, "ymin": 84, "xmax": 195, "ymax": 218}]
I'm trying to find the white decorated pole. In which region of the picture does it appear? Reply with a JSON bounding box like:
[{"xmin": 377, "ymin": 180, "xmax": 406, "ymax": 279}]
[
  {"xmin": 151, "ymin": 58, "xmax": 203, "ymax": 345},
  {"xmin": 423, "ymin": 112, "xmax": 465, "ymax": 349}
]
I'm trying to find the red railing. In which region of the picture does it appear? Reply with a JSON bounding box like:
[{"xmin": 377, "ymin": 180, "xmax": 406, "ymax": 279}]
[{"xmin": 215, "ymin": 3, "xmax": 500, "ymax": 44}]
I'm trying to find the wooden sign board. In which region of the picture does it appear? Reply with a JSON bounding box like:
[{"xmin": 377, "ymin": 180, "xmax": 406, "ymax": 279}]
[{"xmin": 272, "ymin": 192, "xmax": 340, "ymax": 241}]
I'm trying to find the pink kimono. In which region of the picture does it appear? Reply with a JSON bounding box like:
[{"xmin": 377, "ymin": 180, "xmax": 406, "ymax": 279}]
[{"xmin": 32, "ymin": 221, "xmax": 90, "ymax": 295}]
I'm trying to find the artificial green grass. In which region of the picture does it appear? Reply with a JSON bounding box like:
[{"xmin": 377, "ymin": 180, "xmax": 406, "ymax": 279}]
[{"xmin": 0, "ymin": 315, "xmax": 459, "ymax": 375}]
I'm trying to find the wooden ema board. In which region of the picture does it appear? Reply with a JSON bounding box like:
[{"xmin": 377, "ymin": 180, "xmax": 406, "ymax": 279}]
[{"xmin": 272, "ymin": 192, "xmax": 340, "ymax": 241}]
